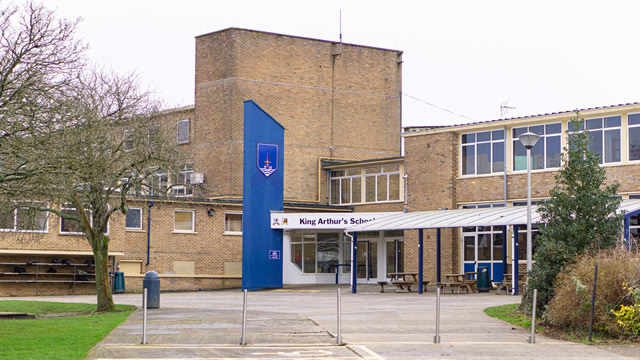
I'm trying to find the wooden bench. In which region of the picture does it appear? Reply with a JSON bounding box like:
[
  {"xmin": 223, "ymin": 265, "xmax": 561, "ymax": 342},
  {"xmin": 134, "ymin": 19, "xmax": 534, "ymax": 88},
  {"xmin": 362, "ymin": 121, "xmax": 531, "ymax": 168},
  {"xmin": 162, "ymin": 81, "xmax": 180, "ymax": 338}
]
[
  {"xmin": 422, "ymin": 280, "xmax": 430, "ymax": 292},
  {"xmin": 377, "ymin": 281, "xmax": 389, "ymax": 293},
  {"xmin": 391, "ymin": 280, "xmax": 414, "ymax": 292},
  {"xmin": 438, "ymin": 281, "xmax": 465, "ymax": 294}
]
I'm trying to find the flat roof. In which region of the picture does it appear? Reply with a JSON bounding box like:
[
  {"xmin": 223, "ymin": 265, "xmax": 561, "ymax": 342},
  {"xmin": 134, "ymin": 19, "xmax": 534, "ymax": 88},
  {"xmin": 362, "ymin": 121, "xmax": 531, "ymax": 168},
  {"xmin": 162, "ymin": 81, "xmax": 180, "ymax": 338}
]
[{"xmin": 346, "ymin": 199, "xmax": 640, "ymax": 231}]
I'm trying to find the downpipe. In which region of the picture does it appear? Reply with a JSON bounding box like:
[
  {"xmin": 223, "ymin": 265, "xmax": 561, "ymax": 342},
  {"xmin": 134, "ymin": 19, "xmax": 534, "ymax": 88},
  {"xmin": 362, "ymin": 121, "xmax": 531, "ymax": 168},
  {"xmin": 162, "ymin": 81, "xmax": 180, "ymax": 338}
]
[{"xmin": 146, "ymin": 201, "xmax": 154, "ymax": 265}]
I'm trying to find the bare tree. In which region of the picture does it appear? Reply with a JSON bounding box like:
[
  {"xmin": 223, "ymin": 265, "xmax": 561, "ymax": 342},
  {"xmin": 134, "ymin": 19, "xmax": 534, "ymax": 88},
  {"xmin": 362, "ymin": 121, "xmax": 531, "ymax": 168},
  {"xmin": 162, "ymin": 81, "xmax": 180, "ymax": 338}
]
[{"xmin": 29, "ymin": 69, "xmax": 182, "ymax": 311}]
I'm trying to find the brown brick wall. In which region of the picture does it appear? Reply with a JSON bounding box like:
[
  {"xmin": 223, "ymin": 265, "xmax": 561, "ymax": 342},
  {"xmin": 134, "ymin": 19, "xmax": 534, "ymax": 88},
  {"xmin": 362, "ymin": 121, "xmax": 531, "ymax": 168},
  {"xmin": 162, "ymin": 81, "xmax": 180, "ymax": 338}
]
[{"xmin": 194, "ymin": 28, "xmax": 402, "ymax": 202}]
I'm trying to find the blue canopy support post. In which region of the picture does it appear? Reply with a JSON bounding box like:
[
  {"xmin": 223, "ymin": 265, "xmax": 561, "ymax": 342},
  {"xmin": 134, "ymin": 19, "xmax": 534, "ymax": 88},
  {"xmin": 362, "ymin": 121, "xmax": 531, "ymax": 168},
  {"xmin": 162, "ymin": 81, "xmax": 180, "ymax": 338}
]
[
  {"xmin": 513, "ymin": 226, "xmax": 519, "ymax": 295},
  {"xmin": 352, "ymin": 232, "xmax": 358, "ymax": 294},
  {"xmin": 418, "ymin": 229, "xmax": 424, "ymax": 294},
  {"xmin": 502, "ymin": 226, "xmax": 508, "ymax": 280},
  {"xmin": 436, "ymin": 228, "xmax": 441, "ymax": 284},
  {"xmin": 624, "ymin": 215, "xmax": 630, "ymax": 251}
]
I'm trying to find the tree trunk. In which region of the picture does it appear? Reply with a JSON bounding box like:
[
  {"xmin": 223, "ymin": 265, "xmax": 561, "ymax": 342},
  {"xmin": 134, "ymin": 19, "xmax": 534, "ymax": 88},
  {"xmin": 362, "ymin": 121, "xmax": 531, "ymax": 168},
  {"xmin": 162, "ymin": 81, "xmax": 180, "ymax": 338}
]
[{"xmin": 94, "ymin": 244, "xmax": 115, "ymax": 312}]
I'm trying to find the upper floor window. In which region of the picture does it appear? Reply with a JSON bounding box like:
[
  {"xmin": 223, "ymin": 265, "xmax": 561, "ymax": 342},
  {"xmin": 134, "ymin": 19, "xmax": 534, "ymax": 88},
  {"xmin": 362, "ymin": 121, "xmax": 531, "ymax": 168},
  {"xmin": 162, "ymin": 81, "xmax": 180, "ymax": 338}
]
[
  {"xmin": 330, "ymin": 163, "xmax": 402, "ymax": 205},
  {"xmin": 171, "ymin": 166, "xmax": 193, "ymax": 196},
  {"xmin": 125, "ymin": 208, "xmax": 142, "ymax": 230},
  {"xmin": 0, "ymin": 202, "xmax": 48, "ymax": 233},
  {"xmin": 569, "ymin": 116, "xmax": 621, "ymax": 164},
  {"xmin": 177, "ymin": 120, "xmax": 189, "ymax": 144},
  {"xmin": 461, "ymin": 130, "xmax": 504, "ymax": 175},
  {"xmin": 60, "ymin": 203, "xmax": 109, "ymax": 235},
  {"xmin": 628, "ymin": 113, "xmax": 640, "ymax": 162},
  {"xmin": 513, "ymin": 123, "xmax": 561, "ymax": 171}
]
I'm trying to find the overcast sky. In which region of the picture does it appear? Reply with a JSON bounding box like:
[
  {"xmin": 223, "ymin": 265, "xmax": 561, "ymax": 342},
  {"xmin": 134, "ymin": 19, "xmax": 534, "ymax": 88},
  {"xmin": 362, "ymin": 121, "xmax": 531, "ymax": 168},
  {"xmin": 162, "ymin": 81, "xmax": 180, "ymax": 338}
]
[{"xmin": 34, "ymin": 0, "xmax": 640, "ymax": 127}]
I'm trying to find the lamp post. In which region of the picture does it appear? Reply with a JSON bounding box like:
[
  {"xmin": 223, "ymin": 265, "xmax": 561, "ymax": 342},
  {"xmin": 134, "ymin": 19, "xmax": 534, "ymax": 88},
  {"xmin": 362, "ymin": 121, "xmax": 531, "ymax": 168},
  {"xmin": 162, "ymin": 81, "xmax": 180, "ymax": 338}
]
[{"xmin": 519, "ymin": 132, "xmax": 540, "ymax": 274}]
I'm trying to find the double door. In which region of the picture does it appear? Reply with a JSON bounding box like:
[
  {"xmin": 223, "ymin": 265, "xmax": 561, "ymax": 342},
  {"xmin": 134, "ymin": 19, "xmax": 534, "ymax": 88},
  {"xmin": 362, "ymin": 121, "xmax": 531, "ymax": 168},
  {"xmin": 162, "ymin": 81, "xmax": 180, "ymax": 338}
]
[
  {"xmin": 462, "ymin": 228, "xmax": 504, "ymax": 282},
  {"xmin": 356, "ymin": 238, "xmax": 403, "ymax": 282}
]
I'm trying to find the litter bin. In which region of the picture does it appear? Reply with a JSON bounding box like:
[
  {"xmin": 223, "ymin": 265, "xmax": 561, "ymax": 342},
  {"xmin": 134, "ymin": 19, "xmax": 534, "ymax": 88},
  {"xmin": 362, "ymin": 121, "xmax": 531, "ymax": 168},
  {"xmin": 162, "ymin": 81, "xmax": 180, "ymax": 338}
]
[
  {"xmin": 113, "ymin": 271, "xmax": 125, "ymax": 294},
  {"xmin": 477, "ymin": 266, "xmax": 489, "ymax": 293},
  {"xmin": 143, "ymin": 271, "xmax": 160, "ymax": 308}
]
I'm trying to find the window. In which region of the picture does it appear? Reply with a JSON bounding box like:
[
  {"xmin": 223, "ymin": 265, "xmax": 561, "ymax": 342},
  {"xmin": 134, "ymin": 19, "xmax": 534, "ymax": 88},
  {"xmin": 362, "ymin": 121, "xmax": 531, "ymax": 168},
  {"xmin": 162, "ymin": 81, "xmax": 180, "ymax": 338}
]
[
  {"xmin": 290, "ymin": 232, "xmax": 342, "ymax": 274},
  {"xmin": 174, "ymin": 210, "xmax": 195, "ymax": 232},
  {"xmin": 461, "ymin": 130, "xmax": 505, "ymax": 175},
  {"xmin": 147, "ymin": 171, "xmax": 168, "ymax": 196},
  {"xmin": 329, "ymin": 163, "xmax": 401, "ymax": 204},
  {"xmin": 513, "ymin": 123, "xmax": 561, "ymax": 171},
  {"xmin": 125, "ymin": 208, "xmax": 142, "ymax": 230},
  {"xmin": 0, "ymin": 202, "xmax": 48, "ymax": 233},
  {"xmin": 123, "ymin": 130, "xmax": 134, "ymax": 151},
  {"xmin": 516, "ymin": 224, "xmax": 540, "ymax": 261},
  {"xmin": 60, "ymin": 204, "xmax": 108, "ymax": 235},
  {"xmin": 569, "ymin": 116, "xmax": 621, "ymax": 164},
  {"xmin": 628, "ymin": 113, "xmax": 640, "ymax": 161},
  {"xmin": 172, "ymin": 166, "xmax": 193, "ymax": 196},
  {"xmin": 177, "ymin": 120, "xmax": 189, "ymax": 144},
  {"xmin": 365, "ymin": 164, "xmax": 401, "ymax": 203},
  {"xmin": 224, "ymin": 213, "xmax": 242, "ymax": 234}
]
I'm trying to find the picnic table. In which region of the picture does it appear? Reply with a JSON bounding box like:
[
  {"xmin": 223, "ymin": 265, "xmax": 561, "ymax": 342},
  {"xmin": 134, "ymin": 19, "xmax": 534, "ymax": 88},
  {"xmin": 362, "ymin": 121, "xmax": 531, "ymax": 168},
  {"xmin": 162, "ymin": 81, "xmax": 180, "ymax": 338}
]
[
  {"xmin": 497, "ymin": 273, "xmax": 526, "ymax": 294},
  {"xmin": 377, "ymin": 272, "xmax": 420, "ymax": 293},
  {"xmin": 439, "ymin": 272, "xmax": 477, "ymax": 294}
]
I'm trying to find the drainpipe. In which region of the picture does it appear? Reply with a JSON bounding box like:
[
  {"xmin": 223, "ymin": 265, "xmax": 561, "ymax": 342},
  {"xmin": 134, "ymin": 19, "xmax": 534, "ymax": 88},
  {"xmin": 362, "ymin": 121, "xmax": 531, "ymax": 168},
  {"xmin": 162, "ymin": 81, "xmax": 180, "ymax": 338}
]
[{"xmin": 146, "ymin": 201, "xmax": 154, "ymax": 265}]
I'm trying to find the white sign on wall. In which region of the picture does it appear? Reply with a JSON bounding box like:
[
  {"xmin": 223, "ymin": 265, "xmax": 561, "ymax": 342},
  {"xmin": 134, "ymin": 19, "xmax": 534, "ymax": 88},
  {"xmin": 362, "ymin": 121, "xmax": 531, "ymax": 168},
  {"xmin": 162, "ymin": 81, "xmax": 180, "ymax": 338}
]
[{"xmin": 270, "ymin": 212, "xmax": 400, "ymax": 230}]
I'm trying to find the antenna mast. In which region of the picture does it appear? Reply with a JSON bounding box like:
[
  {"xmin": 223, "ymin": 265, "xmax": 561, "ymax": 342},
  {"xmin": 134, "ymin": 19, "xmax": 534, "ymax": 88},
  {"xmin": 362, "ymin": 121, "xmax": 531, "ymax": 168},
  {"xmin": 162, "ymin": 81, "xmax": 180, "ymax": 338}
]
[
  {"xmin": 339, "ymin": 10, "xmax": 342, "ymax": 43},
  {"xmin": 500, "ymin": 100, "xmax": 515, "ymax": 119}
]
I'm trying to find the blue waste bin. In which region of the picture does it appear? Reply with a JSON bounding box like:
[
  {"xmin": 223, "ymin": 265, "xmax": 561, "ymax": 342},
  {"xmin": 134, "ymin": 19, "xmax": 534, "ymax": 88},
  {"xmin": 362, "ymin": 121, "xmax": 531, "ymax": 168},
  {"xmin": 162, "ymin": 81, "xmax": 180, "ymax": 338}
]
[
  {"xmin": 113, "ymin": 272, "xmax": 125, "ymax": 294},
  {"xmin": 143, "ymin": 271, "xmax": 160, "ymax": 308},
  {"xmin": 477, "ymin": 266, "xmax": 489, "ymax": 292}
]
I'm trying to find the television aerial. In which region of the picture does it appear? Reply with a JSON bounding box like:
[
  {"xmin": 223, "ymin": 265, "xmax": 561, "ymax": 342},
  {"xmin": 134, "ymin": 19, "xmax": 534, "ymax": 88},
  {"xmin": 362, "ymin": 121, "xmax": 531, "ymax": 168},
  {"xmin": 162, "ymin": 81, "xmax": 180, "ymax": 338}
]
[{"xmin": 500, "ymin": 100, "xmax": 515, "ymax": 119}]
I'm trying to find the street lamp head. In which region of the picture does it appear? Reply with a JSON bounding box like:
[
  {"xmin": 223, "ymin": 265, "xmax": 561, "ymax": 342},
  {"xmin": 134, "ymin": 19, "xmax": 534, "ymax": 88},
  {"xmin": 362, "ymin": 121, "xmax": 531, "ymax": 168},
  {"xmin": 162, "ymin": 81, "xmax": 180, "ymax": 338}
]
[{"xmin": 519, "ymin": 132, "xmax": 541, "ymax": 150}]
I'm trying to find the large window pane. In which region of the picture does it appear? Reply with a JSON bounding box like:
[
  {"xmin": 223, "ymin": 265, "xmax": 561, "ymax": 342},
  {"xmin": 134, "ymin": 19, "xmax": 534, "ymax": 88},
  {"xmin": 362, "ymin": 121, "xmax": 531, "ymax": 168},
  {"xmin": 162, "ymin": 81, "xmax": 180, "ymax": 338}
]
[
  {"xmin": 513, "ymin": 141, "xmax": 527, "ymax": 171},
  {"xmin": 340, "ymin": 178, "xmax": 350, "ymax": 204},
  {"xmin": 464, "ymin": 236, "xmax": 475, "ymax": 261},
  {"xmin": 492, "ymin": 141, "xmax": 504, "ymax": 173},
  {"xmin": 630, "ymin": 127, "xmax": 640, "ymax": 161},
  {"xmin": 303, "ymin": 242, "xmax": 316, "ymax": 273},
  {"xmin": 462, "ymin": 145, "xmax": 475, "ymax": 175},
  {"xmin": 589, "ymin": 130, "xmax": 603, "ymax": 164},
  {"xmin": 0, "ymin": 208, "xmax": 14, "ymax": 230},
  {"xmin": 546, "ymin": 135, "xmax": 561, "ymax": 168},
  {"xmin": 225, "ymin": 213, "xmax": 242, "ymax": 233},
  {"xmin": 330, "ymin": 179, "xmax": 339, "ymax": 204},
  {"xmin": 531, "ymin": 138, "xmax": 545, "ymax": 170},
  {"xmin": 478, "ymin": 234, "xmax": 491, "ymax": 261},
  {"xmin": 492, "ymin": 233, "xmax": 503, "ymax": 261},
  {"xmin": 365, "ymin": 176, "xmax": 376, "ymax": 202},
  {"xmin": 61, "ymin": 209, "xmax": 82, "ymax": 233},
  {"xmin": 377, "ymin": 175, "xmax": 387, "ymax": 202},
  {"xmin": 351, "ymin": 177, "xmax": 361, "ymax": 203},
  {"xmin": 125, "ymin": 208, "xmax": 142, "ymax": 229},
  {"xmin": 174, "ymin": 211, "xmax": 194, "ymax": 232},
  {"xmin": 477, "ymin": 142, "xmax": 491, "ymax": 174},
  {"xmin": 604, "ymin": 129, "xmax": 621, "ymax": 163},
  {"xmin": 317, "ymin": 233, "xmax": 339, "ymax": 273},
  {"xmin": 291, "ymin": 244, "xmax": 302, "ymax": 270},
  {"xmin": 388, "ymin": 173, "xmax": 400, "ymax": 201}
]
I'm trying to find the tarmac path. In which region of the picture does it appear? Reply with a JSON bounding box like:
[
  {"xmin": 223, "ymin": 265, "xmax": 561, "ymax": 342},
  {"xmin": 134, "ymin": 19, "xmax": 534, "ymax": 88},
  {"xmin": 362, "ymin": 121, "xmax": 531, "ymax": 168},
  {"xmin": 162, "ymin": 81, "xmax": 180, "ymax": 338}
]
[{"xmin": 6, "ymin": 285, "xmax": 640, "ymax": 359}]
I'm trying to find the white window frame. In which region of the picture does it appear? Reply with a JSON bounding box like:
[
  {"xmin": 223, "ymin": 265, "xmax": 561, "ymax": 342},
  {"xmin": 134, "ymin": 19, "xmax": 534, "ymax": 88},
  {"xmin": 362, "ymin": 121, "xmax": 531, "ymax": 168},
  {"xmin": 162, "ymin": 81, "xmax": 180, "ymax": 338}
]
[
  {"xmin": 125, "ymin": 208, "xmax": 143, "ymax": 230},
  {"xmin": 123, "ymin": 129, "xmax": 134, "ymax": 151},
  {"xmin": 174, "ymin": 209, "xmax": 195, "ymax": 233},
  {"xmin": 628, "ymin": 113, "xmax": 640, "ymax": 163},
  {"xmin": 460, "ymin": 130, "xmax": 505, "ymax": 176},
  {"xmin": 59, "ymin": 204, "xmax": 109, "ymax": 235},
  {"xmin": 224, "ymin": 212, "xmax": 242, "ymax": 235},
  {"xmin": 329, "ymin": 164, "xmax": 402, "ymax": 205},
  {"xmin": 512, "ymin": 122, "xmax": 562, "ymax": 172},
  {"xmin": 172, "ymin": 167, "xmax": 194, "ymax": 197},
  {"xmin": 364, "ymin": 165, "xmax": 401, "ymax": 203},
  {"xmin": 583, "ymin": 116, "xmax": 622, "ymax": 164},
  {"xmin": 0, "ymin": 202, "xmax": 49, "ymax": 233},
  {"xmin": 330, "ymin": 169, "xmax": 362, "ymax": 205},
  {"xmin": 177, "ymin": 120, "xmax": 189, "ymax": 144}
]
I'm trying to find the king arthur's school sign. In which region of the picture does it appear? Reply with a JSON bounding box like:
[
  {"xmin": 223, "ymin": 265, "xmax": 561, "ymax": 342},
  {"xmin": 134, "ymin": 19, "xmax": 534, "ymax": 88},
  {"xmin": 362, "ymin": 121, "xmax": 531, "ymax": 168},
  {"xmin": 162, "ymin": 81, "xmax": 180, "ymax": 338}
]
[{"xmin": 270, "ymin": 212, "xmax": 400, "ymax": 230}]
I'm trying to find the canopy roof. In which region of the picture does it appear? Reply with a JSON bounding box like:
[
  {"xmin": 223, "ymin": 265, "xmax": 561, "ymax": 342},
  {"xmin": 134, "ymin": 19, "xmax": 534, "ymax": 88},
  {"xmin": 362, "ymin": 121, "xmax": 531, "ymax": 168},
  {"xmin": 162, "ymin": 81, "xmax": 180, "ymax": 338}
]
[{"xmin": 347, "ymin": 199, "xmax": 640, "ymax": 232}]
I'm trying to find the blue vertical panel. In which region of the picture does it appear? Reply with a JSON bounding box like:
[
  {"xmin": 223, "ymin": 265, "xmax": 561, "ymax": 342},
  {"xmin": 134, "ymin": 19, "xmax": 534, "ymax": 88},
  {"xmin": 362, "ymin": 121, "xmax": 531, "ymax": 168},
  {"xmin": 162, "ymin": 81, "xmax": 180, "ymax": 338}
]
[
  {"xmin": 513, "ymin": 226, "xmax": 519, "ymax": 295},
  {"xmin": 352, "ymin": 232, "xmax": 358, "ymax": 293},
  {"xmin": 242, "ymin": 100, "xmax": 285, "ymax": 291},
  {"xmin": 500, "ymin": 226, "xmax": 507, "ymax": 282},
  {"xmin": 463, "ymin": 263, "xmax": 475, "ymax": 274}
]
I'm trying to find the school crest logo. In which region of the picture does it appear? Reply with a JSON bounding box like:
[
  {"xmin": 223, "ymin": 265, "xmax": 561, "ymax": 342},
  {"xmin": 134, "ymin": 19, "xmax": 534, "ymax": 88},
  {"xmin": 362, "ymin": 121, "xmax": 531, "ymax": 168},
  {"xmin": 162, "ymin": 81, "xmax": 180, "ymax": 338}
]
[{"xmin": 257, "ymin": 143, "xmax": 278, "ymax": 178}]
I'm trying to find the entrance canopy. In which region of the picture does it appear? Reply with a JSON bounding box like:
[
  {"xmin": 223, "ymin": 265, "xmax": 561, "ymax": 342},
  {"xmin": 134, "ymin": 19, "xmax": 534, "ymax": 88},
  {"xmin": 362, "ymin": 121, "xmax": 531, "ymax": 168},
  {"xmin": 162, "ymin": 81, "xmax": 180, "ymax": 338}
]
[{"xmin": 346, "ymin": 199, "xmax": 640, "ymax": 232}]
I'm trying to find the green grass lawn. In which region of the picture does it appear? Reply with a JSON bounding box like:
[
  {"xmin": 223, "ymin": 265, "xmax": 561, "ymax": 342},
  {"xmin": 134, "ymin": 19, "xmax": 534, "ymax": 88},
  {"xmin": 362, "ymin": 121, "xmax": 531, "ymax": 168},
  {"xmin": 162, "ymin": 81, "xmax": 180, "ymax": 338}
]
[{"xmin": 0, "ymin": 301, "xmax": 135, "ymax": 360}]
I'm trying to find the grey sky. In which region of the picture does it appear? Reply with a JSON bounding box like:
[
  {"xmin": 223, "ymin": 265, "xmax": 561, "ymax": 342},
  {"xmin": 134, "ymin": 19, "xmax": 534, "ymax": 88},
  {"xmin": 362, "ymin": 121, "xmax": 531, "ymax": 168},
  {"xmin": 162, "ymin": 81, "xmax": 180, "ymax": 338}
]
[{"xmin": 38, "ymin": 0, "xmax": 640, "ymax": 127}]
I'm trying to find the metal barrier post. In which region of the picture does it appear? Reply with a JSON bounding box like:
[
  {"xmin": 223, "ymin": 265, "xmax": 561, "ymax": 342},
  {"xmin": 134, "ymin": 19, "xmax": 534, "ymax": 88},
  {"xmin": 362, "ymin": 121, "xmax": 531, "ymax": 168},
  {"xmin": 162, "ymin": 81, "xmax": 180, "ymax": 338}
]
[
  {"xmin": 241, "ymin": 289, "xmax": 248, "ymax": 345},
  {"xmin": 434, "ymin": 287, "xmax": 441, "ymax": 344},
  {"xmin": 337, "ymin": 288, "xmax": 343, "ymax": 345},
  {"xmin": 528, "ymin": 288, "xmax": 537, "ymax": 343},
  {"xmin": 141, "ymin": 288, "xmax": 148, "ymax": 345}
]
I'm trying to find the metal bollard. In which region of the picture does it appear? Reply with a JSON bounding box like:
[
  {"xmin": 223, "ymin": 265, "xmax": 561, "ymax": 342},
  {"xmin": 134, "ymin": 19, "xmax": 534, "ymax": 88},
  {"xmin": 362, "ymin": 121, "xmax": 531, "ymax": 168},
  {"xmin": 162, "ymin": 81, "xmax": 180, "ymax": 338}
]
[
  {"xmin": 241, "ymin": 289, "xmax": 248, "ymax": 345},
  {"xmin": 337, "ymin": 288, "xmax": 343, "ymax": 345},
  {"xmin": 528, "ymin": 288, "xmax": 537, "ymax": 343},
  {"xmin": 434, "ymin": 287, "xmax": 441, "ymax": 344},
  {"xmin": 141, "ymin": 288, "xmax": 148, "ymax": 345}
]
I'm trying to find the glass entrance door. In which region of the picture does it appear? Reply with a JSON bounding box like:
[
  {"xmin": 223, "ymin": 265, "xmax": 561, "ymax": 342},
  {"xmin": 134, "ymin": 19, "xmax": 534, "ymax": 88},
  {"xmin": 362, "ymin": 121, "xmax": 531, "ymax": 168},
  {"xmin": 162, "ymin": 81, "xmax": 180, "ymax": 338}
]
[
  {"xmin": 385, "ymin": 239, "xmax": 404, "ymax": 276},
  {"xmin": 357, "ymin": 241, "xmax": 377, "ymax": 280},
  {"xmin": 462, "ymin": 227, "xmax": 504, "ymax": 281}
]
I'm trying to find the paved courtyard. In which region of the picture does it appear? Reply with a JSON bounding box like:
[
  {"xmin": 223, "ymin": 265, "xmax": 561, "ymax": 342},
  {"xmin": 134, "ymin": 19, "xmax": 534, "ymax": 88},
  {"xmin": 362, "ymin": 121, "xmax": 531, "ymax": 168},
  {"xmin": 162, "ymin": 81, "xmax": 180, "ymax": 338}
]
[{"xmin": 6, "ymin": 284, "xmax": 640, "ymax": 359}]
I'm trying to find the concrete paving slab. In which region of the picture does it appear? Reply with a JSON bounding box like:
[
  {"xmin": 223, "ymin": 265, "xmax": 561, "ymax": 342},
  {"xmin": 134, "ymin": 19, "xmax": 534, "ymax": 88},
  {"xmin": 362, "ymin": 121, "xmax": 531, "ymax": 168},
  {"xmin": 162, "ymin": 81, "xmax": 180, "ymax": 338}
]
[{"xmin": 4, "ymin": 284, "xmax": 639, "ymax": 359}]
